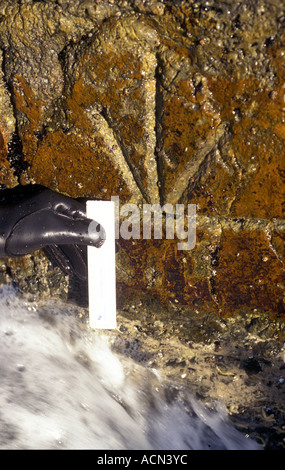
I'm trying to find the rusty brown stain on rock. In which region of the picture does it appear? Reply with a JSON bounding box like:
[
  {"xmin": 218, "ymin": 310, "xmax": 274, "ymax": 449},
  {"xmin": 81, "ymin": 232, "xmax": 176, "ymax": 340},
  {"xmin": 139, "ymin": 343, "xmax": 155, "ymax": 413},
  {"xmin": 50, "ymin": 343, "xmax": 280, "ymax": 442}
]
[
  {"xmin": 117, "ymin": 233, "xmax": 217, "ymax": 311},
  {"xmin": 32, "ymin": 131, "xmax": 132, "ymax": 199},
  {"xmin": 159, "ymin": 65, "xmax": 222, "ymax": 200},
  {"xmin": 66, "ymin": 76, "xmax": 95, "ymax": 135},
  {"xmin": 215, "ymin": 229, "xmax": 285, "ymax": 319},
  {"xmin": 187, "ymin": 65, "xmax": 285, "ymax": 219}
]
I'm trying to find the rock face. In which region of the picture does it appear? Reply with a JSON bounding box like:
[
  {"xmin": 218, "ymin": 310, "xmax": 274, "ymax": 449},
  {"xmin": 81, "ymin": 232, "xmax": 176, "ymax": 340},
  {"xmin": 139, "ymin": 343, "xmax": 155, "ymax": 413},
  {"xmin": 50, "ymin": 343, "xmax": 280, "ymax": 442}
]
[{"xmin": 0, "ymin": 0, "xmax": 284, "ymax": 321}]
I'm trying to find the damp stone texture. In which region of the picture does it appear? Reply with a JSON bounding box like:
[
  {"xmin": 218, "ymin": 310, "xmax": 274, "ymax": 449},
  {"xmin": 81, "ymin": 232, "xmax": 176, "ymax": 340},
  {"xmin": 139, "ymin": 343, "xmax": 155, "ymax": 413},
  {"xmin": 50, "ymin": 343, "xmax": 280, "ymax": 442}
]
[{"xmin": 0, "ymin": 0, "xmax": 284, "ymax": 324}]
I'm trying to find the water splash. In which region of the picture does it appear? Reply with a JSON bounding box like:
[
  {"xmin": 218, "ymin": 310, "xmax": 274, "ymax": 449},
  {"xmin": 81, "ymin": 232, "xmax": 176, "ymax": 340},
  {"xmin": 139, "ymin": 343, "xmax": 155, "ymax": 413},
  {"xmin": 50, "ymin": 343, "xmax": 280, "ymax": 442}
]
[{"xmin": 0, "ymin": 285, "xmax": 260, "ymax": 450}]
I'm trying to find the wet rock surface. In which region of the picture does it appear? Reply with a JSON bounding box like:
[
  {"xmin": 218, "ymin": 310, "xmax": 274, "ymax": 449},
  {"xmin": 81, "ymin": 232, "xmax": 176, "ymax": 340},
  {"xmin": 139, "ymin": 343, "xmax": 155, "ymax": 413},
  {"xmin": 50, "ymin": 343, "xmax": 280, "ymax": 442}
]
[
  {"xmin": 18, "ymin": 290, "xmax": 283, "ymax": 450},
  {"xmin": 0, "ymin": 0, "xmax": 284, "ymax": 450},
  {"xmin": 111, "ymin": 306, "xmax": 285, "ymax": 450},
  {"xmin": 0, "ymin": 0, "xmax": 283, "ymax": 319}
]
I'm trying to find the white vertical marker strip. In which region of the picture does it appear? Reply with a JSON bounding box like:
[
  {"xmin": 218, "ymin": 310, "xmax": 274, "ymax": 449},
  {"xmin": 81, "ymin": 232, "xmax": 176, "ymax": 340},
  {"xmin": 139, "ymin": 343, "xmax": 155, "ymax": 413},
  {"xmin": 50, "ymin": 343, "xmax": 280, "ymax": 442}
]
[{"xmin": 86, "ymin": 200, "xmax": 116, "ymax": 329}]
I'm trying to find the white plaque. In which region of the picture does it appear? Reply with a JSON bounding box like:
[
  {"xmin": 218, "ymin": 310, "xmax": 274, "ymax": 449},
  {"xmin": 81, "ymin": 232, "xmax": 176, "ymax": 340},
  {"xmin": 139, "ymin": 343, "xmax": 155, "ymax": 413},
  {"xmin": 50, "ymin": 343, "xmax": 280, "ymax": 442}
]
[{"xmin": 86, "ymin": 200, "xmax": 116, "ymax": 329}]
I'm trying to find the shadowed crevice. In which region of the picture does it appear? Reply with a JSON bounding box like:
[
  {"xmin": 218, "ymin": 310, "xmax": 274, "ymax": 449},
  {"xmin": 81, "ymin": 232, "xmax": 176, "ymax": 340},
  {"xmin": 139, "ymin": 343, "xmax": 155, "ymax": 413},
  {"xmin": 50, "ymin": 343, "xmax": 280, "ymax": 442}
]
[{"xmin": 1, "ymin": 47, "xmax": 29, "ymax": 180}]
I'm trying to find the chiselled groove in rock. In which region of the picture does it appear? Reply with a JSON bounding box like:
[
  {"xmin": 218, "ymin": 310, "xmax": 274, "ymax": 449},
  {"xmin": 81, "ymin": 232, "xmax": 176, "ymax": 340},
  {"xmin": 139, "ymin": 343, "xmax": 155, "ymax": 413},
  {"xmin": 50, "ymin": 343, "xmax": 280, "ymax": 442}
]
[
  {"xmin": 266, "ymin": 228, "xmax": 285, "ymax": 267},
  {"xmin": 166, "ymin": 122, "xmax": 227, "ymax": 205},
  {"xmin": 142, "ymin": 52, "xmax": 160, "ymax": 205},
  {"xmin": 91, "ymin": 109, "xmax": 144, "ymax": 204},
  {"xmin": 100, "ymin": 106, "xmax": 150, "ymax": 203},
  {"xmin": 154, "ymin": 53, "xmax": 166, "ymax": 206},
  {"xmin": 180, "ymin": 148, "xmax": 216, "ymax": 206},
  {"xmin": 197, "ymin": 215, "xmax": 285, "ymax": 233}
]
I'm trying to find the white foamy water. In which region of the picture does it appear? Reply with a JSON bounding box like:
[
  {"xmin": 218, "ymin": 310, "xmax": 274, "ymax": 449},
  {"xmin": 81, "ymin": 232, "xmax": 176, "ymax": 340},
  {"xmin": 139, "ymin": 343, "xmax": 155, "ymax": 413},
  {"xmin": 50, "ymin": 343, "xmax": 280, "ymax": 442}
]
[{"xmin": 0, "ymin": 285, "xmax": 260, "ymax": 450}]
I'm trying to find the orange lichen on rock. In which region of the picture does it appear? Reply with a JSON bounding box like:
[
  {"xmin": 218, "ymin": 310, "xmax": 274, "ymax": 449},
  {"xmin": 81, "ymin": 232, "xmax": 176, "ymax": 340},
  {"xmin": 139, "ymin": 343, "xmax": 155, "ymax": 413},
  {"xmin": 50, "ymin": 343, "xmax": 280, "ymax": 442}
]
[
  {"xmin": 188, "ymin": 69, "xmax": 285, "ymax": 219},
  {"xmin": 12, "ymin": 73, "xmax": 132, "ymax": 200},
  {"xmin": 31, "ymin": 129, "xmax": 131, "ymax": 199},
  {"xmin": 66, "ymin": 76, "xmax": 95, "ymax": 135}
]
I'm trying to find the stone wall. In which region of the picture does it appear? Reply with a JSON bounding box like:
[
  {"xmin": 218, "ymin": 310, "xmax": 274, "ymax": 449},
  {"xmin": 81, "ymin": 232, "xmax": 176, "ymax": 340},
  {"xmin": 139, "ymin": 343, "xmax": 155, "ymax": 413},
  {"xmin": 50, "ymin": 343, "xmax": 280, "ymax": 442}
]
[{"xmin": 0, "ymin": 0, "xmax": 284, "ymax": 321}]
